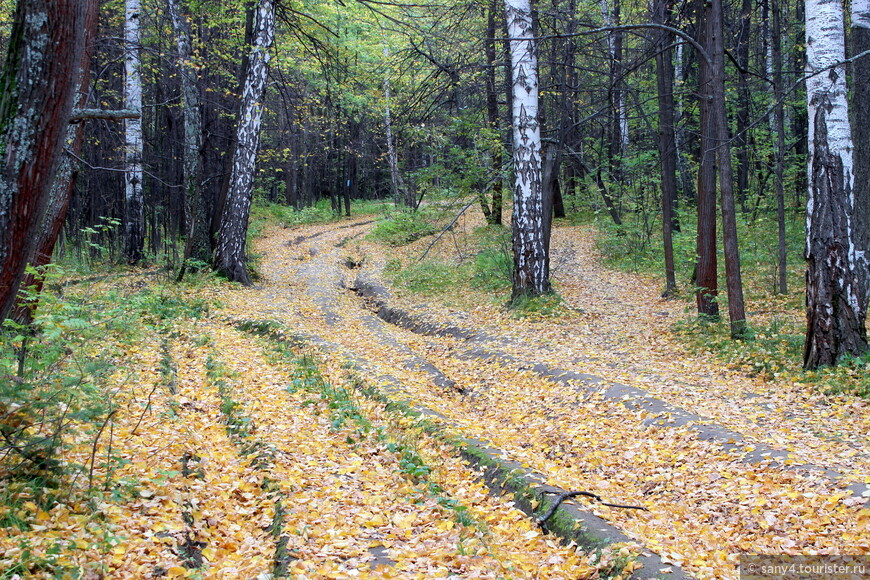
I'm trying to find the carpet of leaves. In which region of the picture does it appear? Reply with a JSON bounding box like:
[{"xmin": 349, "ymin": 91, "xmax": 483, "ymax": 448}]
[
  {"xmin": 219, "ymin": 211, "xmax": 868, "ymax": 579},
  {"xmin": 2, "ymin": 209, "xmax": 868, "ymax": 579}
]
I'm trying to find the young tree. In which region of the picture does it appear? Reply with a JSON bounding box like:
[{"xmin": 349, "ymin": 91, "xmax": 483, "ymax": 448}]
[
  {"xmin": 504, "ymin": 0, "xmax": 549, "ymax": 298},
  {"xmin": 0, "ymin": 0, "xmax": 92, "ymax": 321},
  {"xmin": 214, "ymin": 0, "xmax": 275, "ymax": 284},
  {"xmin": 124, "ymin": 0, "xmax": 145, "ymax": 265},
  {"xmin": 803, "ymin": 0, "xmax": 868, "ymax": 368}
]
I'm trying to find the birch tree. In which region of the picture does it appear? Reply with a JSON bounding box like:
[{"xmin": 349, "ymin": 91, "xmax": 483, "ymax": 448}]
[
  {"xmin": 504, "ymin": 0, "xmax": 549, "ymax": 298},
  {"xmin": 124, "ymin": 0, "xmax": 145, "ymax": 264},
  {"xmin": 803, "ymin": 0, "xmax": 868, "ymax": 368},
  {"xmin": 0, "ymin": 0, "xmax": 92, "ymax": 321},
  {"xmin": 214, "ymin": 0, "xmax": 275, "ymax": 284}
]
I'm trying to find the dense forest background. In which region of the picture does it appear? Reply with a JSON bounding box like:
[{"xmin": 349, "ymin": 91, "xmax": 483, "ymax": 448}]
[{"xmin": 1, "ymin": 0, "xmax": 869, "ymax": 364}]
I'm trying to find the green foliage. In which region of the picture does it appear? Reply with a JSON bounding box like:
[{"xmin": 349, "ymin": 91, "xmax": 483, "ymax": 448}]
[
  {"xmin": 0, "ymin": 265, "xmax": 219, "ymax": 520},
  {"xmin": 508, "ymin": 291, "xmax": 566, "ymax": 319},
  {"xmin": 673, "ymin": 314, "xmax": 870, "ymax": 398},
  {"xmin": 392, "ymin": 261, "xmax": 460, "ymax": 295},
  {"xmin": 368, "ymin": 210, "xmax": 439, "ymax": 246}
]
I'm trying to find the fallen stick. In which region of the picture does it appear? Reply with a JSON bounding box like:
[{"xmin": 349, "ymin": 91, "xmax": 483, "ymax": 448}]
[{"xmin": 536, "ymin": 490, "xmax": 647, "ymax": 527}]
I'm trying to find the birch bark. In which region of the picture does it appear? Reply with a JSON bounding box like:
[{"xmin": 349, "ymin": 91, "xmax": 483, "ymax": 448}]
[
  {"xmin": 803, "ymin": 0, "xmax": 868, "ymax": 367},
  {"xmin": 124, "ymin": 0, "xmax": 145, "ymax": 264},
  {"xmin": 214, "ymin": 0, "xmax": 274, "ymax": 285},
  {"xmin": 505, "ymin": 0, "xmax": 549, "ymax": 297}
]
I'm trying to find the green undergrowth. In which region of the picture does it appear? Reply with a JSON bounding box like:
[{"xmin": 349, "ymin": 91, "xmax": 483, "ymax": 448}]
[
  {"xmin": 249, "ymin": 198, "xmax": 392, "ymax": 238},
  {"xmin": 367, "ymin": 207, "xmax": 442, "ymax": 246},
  {"xmin": 0, "ymin": 266, "xmax": 217, "ymax": 523},
  {"xmin": 584, "ymin": 207, "xmax": 806, "ymax": 301},
  {"xmin": 674, "ymin": 314, "xmax": 870, "ymax": 397}
]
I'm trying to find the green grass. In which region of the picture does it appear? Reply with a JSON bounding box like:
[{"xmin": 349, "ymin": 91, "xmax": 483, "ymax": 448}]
[{"xmin": 367, "ymin": 209, "xmax": 440, "ymax": 246}]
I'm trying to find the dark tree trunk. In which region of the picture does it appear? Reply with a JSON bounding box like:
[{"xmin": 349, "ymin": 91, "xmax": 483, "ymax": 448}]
[
  {"xmin": 708, "ymin": 0, "xmax": 747, "ymax": 337},
  {"xmin": 734, "ymin": 0, "xmax": 752, "ymax": 214},
  {"xmin": 0, "ymin": 0, "xmax": 92, "ymax": 321},
  {"xmin": 695, "ymin": 0, "xmax": 719, "ymax": 318},
  {"xmin": 484, "ymin": 0, "xmax": 504, "ymax": 225},
  {"xmin": 170, "ymin": 0, "xmax": 208, "ymax": 280},
  {"xmin": 772, "ymin": 0, "xmax": 787, "ymax": 294},
  {"xmin": 11, "ymin": 0, "xmax": 99, "ymax": 324},
  {"xmin": 851, "ymin": 0, "xmax": 870, "ymax": 310},
  {"xmin": 654, "ymin": 0, "xmax": 677, "ymax": 296}
]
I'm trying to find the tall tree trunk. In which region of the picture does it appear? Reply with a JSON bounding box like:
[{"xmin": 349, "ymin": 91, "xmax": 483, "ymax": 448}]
[
  {"xmin": 852, "ymin": 0, "xmax": 870, "ymax": 310},
  {"xmin": 803, "ymin": 0, "xmax": 868, "ymax": 368},
  {"xmin": 124, "ymin": 0, "xmax": 145, "ymax": 265},
  {"xmin": 695, "ymin": 0, "xmax": 719, "ymax": 318},
  {"xmin": 169, "ymin": 0, "xmax": 207, "ymax": 280},
  {"xmin": 734, "ymin": 0, "xmax": 752, "ymax": 213},
  {"xmin": 708, "ymin": 0, "xmax": 747, "ymax": 337},
  {"xmin": 505, "ymin": 0, "xmax": 549, "ymax": 298},
  {"xmin": 484, "ymin": 0, "xmax": 504, "ymax": 225},
  {"xmin": 772, "ymin": 0, "xmax": 787, "ymax": 294},
  {"xmin": 0, "ymin": 0, "xmax": 90, "ymax": 321},
  {"xmin": 12, "ymin": 0, "xmax": 99, "ymax": 324},
  {"xmin": 601, "ymin": 0, "xmax": 628, "ymax": 187},
  {"xmin": 674, "ymin": 43, "xmax": 693, "ymax": 206},
  {"xmin": 382, "ymin": 47, "xmax": 408, "ymax": 208},
  {"xmin": 213, "ymin": 0, "xmax": 274, "ymax": 284},
  {"xmin": 654, "ymin": 0, "xmax": 677, "ymax": 296}
]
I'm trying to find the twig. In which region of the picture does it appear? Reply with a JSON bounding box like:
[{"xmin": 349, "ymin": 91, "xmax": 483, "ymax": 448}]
[
  {"xmin": 536, "ymin": 490, "xmax": 647, "ymax": 527},
  {"xmin": 127, "ymin": 382, "xmax": 160, "ymax": 440},
  {"xmin": 417, "ymin": 198, "xmax": 478, "ymax": 262},
  {"xmin": 87, "ymin": 410, "xmax": 117, "ymax": 492}
]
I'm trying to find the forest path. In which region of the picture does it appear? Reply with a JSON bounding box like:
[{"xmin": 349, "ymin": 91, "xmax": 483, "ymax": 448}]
[{"xmin": 222, "ymin": 215, "xmax": 869, "ymax": 580}]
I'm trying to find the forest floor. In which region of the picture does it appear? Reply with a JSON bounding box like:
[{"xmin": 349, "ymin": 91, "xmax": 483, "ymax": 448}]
[{"xmin": 1, "ymin": 208, "xmax": 868, "ymax": 579}]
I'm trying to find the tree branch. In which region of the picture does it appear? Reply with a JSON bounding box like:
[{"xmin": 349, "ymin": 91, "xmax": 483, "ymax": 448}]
[{"xmin": 69, "ymin": 108, "xmax": 140, "ymax": 122}]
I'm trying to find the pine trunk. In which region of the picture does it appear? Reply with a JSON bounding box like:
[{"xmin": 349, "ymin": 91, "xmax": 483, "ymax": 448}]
[
  {"xmin": 505, "ymin": 0, "xmax": 549, "ymax": 298},
  {"xmin": 11, "ymin": 0, "xmax": 99, "ymax": 324},
  {"xmin": 852, "ymin": 0, "xmax": 870, "ymax": 312},
  {"xmin": 803, "ymin": 0, "xmax": 868, "ymax": 368},
  {"xmin": 695, "ymin": 0, "xmax": 719, "ymax": 318},
  {"xmin": 708, "ymin": 0, "xmax": 747, "ymax": 337},
  {"xmin": 654, "ymin": 0, "xmax": 677, "ymax": 296},
  {"xmin": 0, "ymin": 0, "xmax": 90, "ymax": 321},
  {"xmin": 213, "ymin": 0, "xmax": 274, "ymax": 284}
]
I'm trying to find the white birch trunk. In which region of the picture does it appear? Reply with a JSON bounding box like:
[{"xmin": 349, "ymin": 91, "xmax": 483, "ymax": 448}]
[
  {"xmin": 803, "ymin": 0, "xmax": 867, "ymax": 367},
  {"xmin": 600, "ymin": 0, "xmax": 628, "ymax": 151},
  {"xmin": 124, "ymin": 0, "xmax": 144, "ymax": 264},
  {"xmin": 214, "ymin": 0, "xmax": 274, "ymax": 284},
  {"xmin": 505, "ymin": 0, "xmax": 549, "ymax": 296}
]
